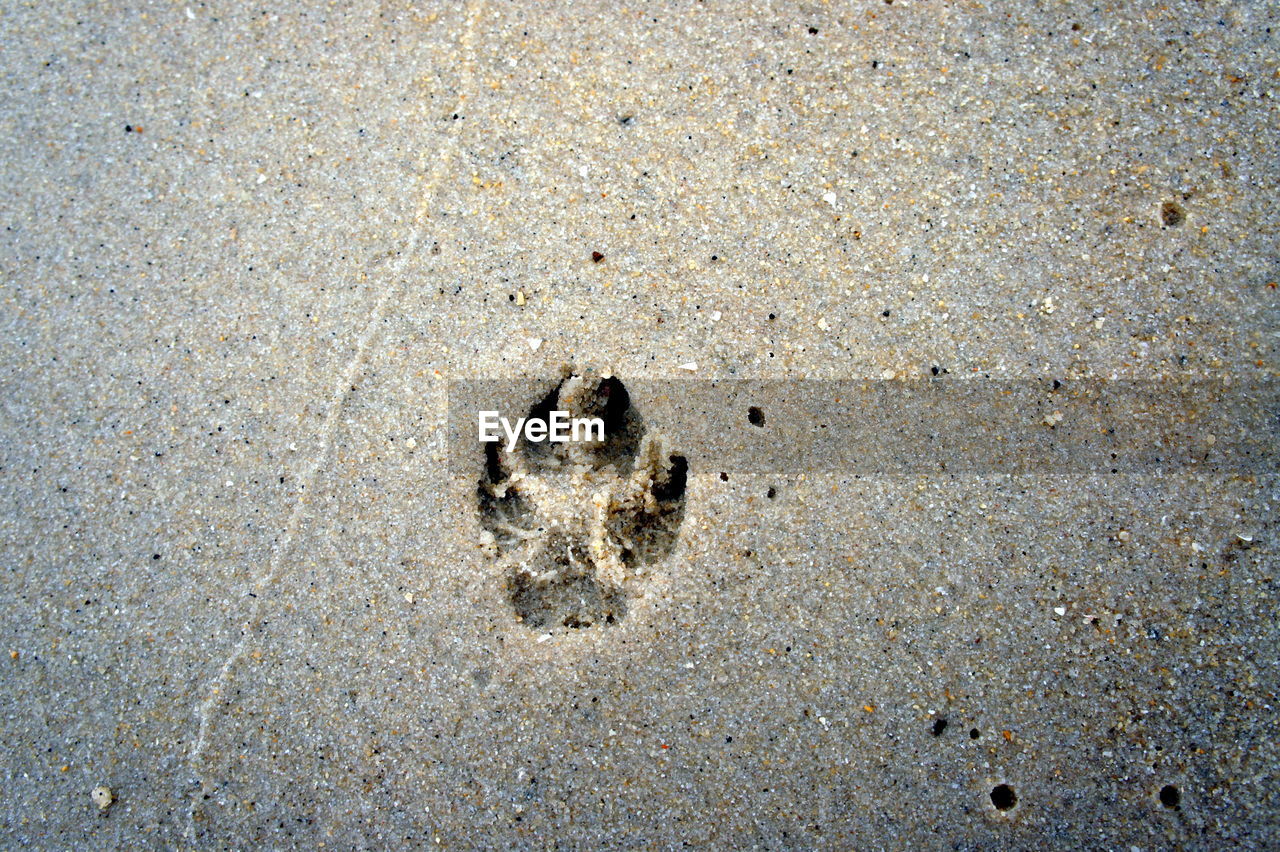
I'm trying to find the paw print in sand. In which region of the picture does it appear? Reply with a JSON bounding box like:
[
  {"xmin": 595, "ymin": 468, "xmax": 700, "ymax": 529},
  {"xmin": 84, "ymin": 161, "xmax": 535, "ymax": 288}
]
[{"xmin": 477, "ymin": 372, "xmax": 687, "ymax": 632}]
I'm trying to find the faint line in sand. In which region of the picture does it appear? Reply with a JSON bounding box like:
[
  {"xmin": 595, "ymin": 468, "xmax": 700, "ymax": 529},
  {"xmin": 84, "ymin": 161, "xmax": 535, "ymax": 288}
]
[{"xmin": 185, "ymin": 0, "xmax": 486, "ymax": 839}]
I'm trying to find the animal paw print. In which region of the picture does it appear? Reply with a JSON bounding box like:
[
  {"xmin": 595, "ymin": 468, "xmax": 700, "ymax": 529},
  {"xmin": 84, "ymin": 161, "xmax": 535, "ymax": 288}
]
[{"xmin": 477, "ymin": 372, "xmax": 687, "ymax": 631}]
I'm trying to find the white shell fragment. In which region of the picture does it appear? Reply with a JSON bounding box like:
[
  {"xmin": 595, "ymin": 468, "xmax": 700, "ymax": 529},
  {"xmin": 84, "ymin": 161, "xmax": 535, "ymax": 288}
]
[{"xmin": 91, "ymin": 786, "xmax": 114, "ymax": 811}]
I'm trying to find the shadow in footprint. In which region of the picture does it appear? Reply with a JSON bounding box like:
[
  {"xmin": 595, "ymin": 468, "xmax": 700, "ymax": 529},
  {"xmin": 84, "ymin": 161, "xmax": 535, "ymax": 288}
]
[
  {"xmin": 476, "ymin": 442, "xmax": 537, "ymax": 551},
  {"xmin": 520, "ymin": 374, "xmax": 646, "ymax": 475},
  {"xmin": 507, "ymin": 534, "xmax": 627, "ymax": 629}
]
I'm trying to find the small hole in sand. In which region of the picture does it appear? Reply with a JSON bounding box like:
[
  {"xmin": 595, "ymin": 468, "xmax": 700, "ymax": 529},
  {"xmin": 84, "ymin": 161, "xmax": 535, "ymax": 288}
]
[
  {"xmin": 1161, "ymin": 201, "xmax": 1185, "ymax": 227},
  {"xmin": 747, "ymin": 406, "xmax": 765, "ymax": 426},
  {"xmin": 990, "ymin": 784, "xmax": 1017, "ymax": 811},
  {"xmin": 1159, "ymin": 784, "xmax": 1181, "ymax": 808}
]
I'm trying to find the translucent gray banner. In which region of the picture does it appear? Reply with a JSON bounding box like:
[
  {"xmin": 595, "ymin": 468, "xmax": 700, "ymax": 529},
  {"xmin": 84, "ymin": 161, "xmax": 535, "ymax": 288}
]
[{"xmin": 447, "ymin": 377, "xmax": 1277, "ymax": 475}]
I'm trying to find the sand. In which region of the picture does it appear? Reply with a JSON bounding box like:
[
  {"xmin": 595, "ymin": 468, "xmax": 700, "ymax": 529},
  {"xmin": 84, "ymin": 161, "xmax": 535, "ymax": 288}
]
[{"xmin": 1, "ymin": 0, "xmax": 1276, "ymax": 847}]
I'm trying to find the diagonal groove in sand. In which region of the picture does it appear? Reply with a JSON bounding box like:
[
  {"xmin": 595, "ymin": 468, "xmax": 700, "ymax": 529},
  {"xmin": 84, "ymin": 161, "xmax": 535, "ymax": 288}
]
[{"xmin": 184, "ymin": 1, "xmax": 487, "ymax": 839}]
